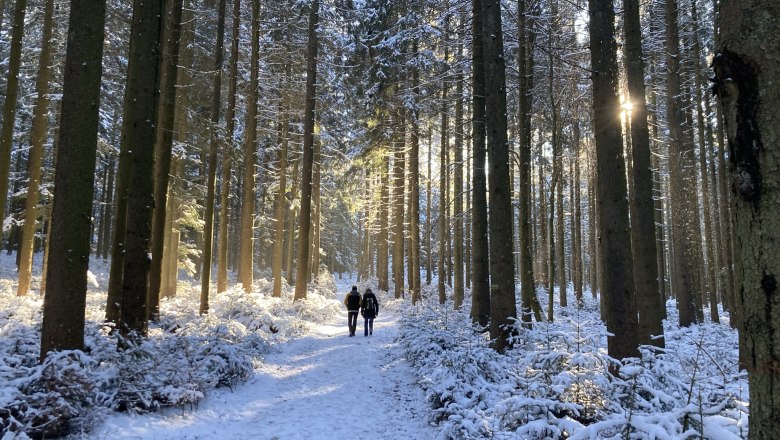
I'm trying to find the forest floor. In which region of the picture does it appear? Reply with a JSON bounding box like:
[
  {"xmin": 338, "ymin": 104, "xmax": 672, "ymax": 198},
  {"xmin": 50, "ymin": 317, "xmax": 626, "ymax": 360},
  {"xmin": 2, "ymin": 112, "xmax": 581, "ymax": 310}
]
[{"xmin": 84, "ymin": 279, "xmax": 437, "ymax": 440}]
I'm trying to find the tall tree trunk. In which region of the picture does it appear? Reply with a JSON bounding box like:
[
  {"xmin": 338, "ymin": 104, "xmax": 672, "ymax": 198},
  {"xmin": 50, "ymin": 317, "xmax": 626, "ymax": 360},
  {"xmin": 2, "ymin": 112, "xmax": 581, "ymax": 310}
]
[
  {"xmin": 200, "ymin": 0, "xmax": 226, "ymax": 314},
  {"xmin": 0, "ymin": 0, "xmax": 27, "ymax": 221},
  {"xmin": 309, "ymin": 119, "xmax": 322, "ymax": 280},
  {"xmin": 393, "ymin": 112, "xmax": 406, "ymax": 299},
  {"xmin": 272, "ymin": 92, "xmax": 290, "ymax": 297},
  {"xmin": 555, "ymin": 147, "xmax": 566, "ymax": 307},
  {"xmin": 572, "ymin": 123, "xmax": 583, "ymax": 306},
  {"xmin": 587, "ymin": 0, "xmax": 639, "ymax": 361},
  {"xmin": 378, "ymin": 144, "xmax": 389, "ymax": 293},
  {"xmin": 409, "ymin": 41, "xmax": 421, "ymax": 304},
  {"xmin": 470, "ymin": 0, "xmax": 490, "ymax": 327},
  {"xmin": 240, "ymin": 0, "xmax": 260, "ymax": 292},
  {"xmin": 538, "ymin": 156, "xmax": 548, "ymax": 286},
  {"xmin": 218, "ymin": 0, "xmax": 241, "ymax": 293},
  {"xmin": 665, "ymin": 0, "xmax": 698, "ymax": 327},
  {"xmin": 149, "ymin": 0, "xmax": 184, "ymax": 319},
  {"xmin": 118, "ymin": 0, "xmax": 164, "ymax": 339},
  {"xmin": 518, "ymin": 0, "xmax": 540, "ymax": 322},
  {"xmin": 624, "ymin": 0, "xmax": 665, "ymax": 346},
  {"xmin": 293, "ymin": 0, "xmax": 319, "ymax": 301},
  {"xmin": 160, "ymin": 5, "xmax": 193, "ymax": 300},
  {"xmin": 438, "ymin": 80, "xmax": 448, "ymax": 305},
  {"xmin": 453, "ymin": 49, "xmax": 464, "ymax": 309},
  {"xmin": 101, "ymin": 154, "xmax": 116, "ymax": 260},
  {"xmin": 40, "ymin": 0, "xmax": 105, "ymax": 359},
  {"xmin": 691, "ymin": 0, "xmax": 719, "ymax": 323},
  {"xmin": 482, "ymin": 0, "xmax": 517, "ymax": 351},
  {"xmin": 17, "ymin": 0, "xmax": 53, "ymax": 297},
  {"xmin": 286, "ymin": 157, "xmax": 298, "ymax": 285},
  {"xmin": 713, "ymin": 0, "xmax": 779, "ymax": 435},
  {"xmin": 426, "ymin": 128, "xmax": 433, "ymax": 286}
]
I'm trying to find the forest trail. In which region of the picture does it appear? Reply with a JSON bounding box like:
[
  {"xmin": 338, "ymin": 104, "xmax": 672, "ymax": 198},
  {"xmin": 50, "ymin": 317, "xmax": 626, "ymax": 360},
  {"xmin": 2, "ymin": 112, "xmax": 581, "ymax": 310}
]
[{"xmin": 86, "ymin": 286, "xmax": 436, "ymax": 440}]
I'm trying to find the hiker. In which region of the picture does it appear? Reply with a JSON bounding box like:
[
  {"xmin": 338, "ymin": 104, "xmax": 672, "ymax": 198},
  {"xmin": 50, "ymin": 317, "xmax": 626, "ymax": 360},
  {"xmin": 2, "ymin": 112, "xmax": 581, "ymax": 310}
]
[
  {"xmin": 361, "ymin": 288, "xmax": 379, "ymax": 336},
  {"xmin": 343, "ymin": 285, "xmax": 361, "ymax": 336}
]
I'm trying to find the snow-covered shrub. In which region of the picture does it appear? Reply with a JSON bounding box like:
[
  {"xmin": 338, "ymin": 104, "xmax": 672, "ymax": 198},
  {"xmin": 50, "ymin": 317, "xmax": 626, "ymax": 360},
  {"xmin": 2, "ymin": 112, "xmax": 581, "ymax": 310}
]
[
  {"xmin": 0, "ymin": 252, "xmax": 345, "ymax": 438},
  {"xmin": 2, "ymin": 350, "xmax": 97, "ymax": 438},
  {"xmin": 399, "ymin": 290, "xmax": 748, "ymax": 440}
]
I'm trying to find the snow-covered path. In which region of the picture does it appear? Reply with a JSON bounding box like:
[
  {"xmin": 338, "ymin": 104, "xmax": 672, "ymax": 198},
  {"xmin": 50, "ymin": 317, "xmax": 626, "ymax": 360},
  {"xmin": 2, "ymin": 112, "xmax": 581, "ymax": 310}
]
[{"xmin": 87, "ymin": 291, "xmax": 436, "ymax": 440}]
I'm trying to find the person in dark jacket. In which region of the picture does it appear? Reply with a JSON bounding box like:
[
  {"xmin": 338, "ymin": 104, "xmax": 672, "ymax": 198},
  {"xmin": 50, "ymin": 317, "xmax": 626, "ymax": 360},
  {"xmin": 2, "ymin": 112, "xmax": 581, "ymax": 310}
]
[
  {"xmin": 343, "ymin": 285, "xmax": 361, "ymax": 336},
  {"xmin": 360, "ymin": 288, "xmax": 379, "ymax": 336}
]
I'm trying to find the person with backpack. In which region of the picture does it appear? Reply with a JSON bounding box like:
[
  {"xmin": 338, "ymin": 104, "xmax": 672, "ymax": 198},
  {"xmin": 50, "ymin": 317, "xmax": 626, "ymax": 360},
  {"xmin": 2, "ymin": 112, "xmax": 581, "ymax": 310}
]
[
  {"xmin": 361, "ymin": 288, "xmax": 379, "ymax": 336},
  {"xmin": 343, "ymin": 285, "xmax": 361, "ymax": 336}
]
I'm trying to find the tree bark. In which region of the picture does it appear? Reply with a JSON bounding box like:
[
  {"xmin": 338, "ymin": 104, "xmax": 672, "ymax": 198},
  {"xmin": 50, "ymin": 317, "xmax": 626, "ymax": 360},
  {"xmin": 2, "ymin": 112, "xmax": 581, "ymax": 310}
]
[
  {"xmin": 393, "ymin": 112, "xmax": 406, "ymax": 299},
  {"xmin": 240, "ymin": 0, "xmax": 260, "ymax": 292},
  {"xmin": 482, "ymin": 0, "xmax": 517, "ymax": 351},
  {"xmin": 199, "ymin": 0, "xmax": 227, "ymax": 315},
  {"xmin": 438, "ymin": 80, "xmax": 448, "ymax": 305},
  {"xmin": 0, "ymin": 0, "xmax": 27, "ymax": 221},
  {"xmin": 587, "ymin": 0, "xmax": 639, "ymax": 361},
  {"xmin": 665, "ymin": 0, "xmax": 698, "ymax": 327},
  {"xmin": 453, "ymin": 49, "xmax": 464, "ymax": 309},
  {"xmin": 470, "ymin": 0, "xmax": 490, "ymax": 327},
  {"xmin": 409, "ymin": 41, "xmax": 421, "ymax": 304},
  {"xmin": 149, "ymin": 0, "xmax": 184, "ymax": 319},
  {"xmin": 378, "ymin": 143, "xmax": 389, "ymax": 293},
  {"xmin": 272, "ymin": 89, "xmax": 290, "ymax": 297},
  {"xmin": 119, "ymin": 0, "xmax": 164, "ymax": 339},
  {"xmin": 218, "ymin": 0, "xmax": 241, "ymax": 293},
  {"xmin": 17, "ymin": 0, "xmax": 53, "ymax": 297},
  {"xmin": 624, "ymin": 0, "xmax": 665, "ymax": 346},
  {"xmin": 40, "ymin": 0, "xmax": 105, "ymax": 359},
  {"xmin": 713, "ymin": 0, "xmax": 780, "ymax": 435},
  {"xmin": 293, "ymin": 0, "xmax": 320, "ymax": 301}
]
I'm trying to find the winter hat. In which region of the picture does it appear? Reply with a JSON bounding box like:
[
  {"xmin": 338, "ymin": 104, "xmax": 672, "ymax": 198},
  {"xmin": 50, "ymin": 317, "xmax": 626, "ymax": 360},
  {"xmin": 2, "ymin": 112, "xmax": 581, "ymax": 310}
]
[{"xmin": 352, "ymin": 285, "xmax": 358, "ymax": 291}]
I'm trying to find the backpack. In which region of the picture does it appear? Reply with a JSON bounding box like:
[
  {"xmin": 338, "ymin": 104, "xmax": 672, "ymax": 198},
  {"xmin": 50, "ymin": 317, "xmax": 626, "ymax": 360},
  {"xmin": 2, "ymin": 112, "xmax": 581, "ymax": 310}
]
[
  {"xmin": 364, "ymin": 296, "xmax": 375, "ymax": 315},
  {"xmin": 346, "ymin": 292, "xmax": 361, "ymax": 310}
]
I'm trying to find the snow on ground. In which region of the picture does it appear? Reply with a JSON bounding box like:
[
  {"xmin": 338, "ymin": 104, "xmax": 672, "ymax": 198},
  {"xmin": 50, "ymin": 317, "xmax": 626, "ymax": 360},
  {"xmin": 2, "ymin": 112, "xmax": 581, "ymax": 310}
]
[{"xmin": 85, "ymin": 281, "xmax": 437, "ymax": 440}]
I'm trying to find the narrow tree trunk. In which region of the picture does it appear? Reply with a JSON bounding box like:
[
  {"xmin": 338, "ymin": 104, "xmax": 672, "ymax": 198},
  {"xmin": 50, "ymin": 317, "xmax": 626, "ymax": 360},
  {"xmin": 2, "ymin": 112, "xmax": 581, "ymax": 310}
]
[
  {"xmin": 470, "ymin": 0, "xmax": 490, "ymax": 327},
  {"xmin": 453, "ymin": 51, "xmax": 464, "ymax": 309},
  {"xmin": 624, "ymin": 0, "xmax": 665, "ymax": 346},
  {"xmin": 519, "ymin": 0, "xmax": 540, "ymax": 323},
  {"xmin": 17, "ymin": 0, "xmax": 53, "ymax": 297},
  {"xmin": 240, "ymin": 0, "xmax": 260, "ymax": 292},
  {"xmin": 665, "ymin": 0, "xmax": 698, "ymax": 327},
  {"xmin": 101, "ymin": 154, "xmax": 115, "ymax": 260},
  {"xmin": 393, "ymin": 112, "xmax": 406, "ymax": 299},
  {"xmin": 426, "ymin": 128, "xmax": 433, "ymax": 286},
  {"xmin": 272, "ymin": 95, "xmax": 290, "ymax": 297},
  {"xmin": 555, "ymin": 149, "xmax": 566, "ymax": 307},
  {"xmin": 438, "ymin": 80, "xmax": 448, "ymax": 305},
  {"xmin": 286, "ymin": 157, "xmax": 298, "ymax": 285},
  {"xmin": 293, "ymin": 0, "xmax": 320, "ymax": 301},
  {"xmin": 378, "ymin": 144, "xmax": 389, "ymax": 293},
  {"xmin": 217, "ymin": 0, "xmax": 241, "ymax": 293},
  {"xmin": 0, "ymin": 0, "xmax": 28, "ymax": 220},
  {"xmin": 309, "ymin": 121, "xmax": 322, "ymax": 280},
  {"xmin": 199, "ymin": 0, "xmax": 227, "ymax": 315},
  {"xmin": 691, "ymin": 0, "xmax": 719, "ymax": 323},
  {"xmin": 409, "ymin": 41, "xmax": 421, "ymax": 304},
  {"xmin": 149, "ymin": 0, "xmax": 184, "ymax": 319}
]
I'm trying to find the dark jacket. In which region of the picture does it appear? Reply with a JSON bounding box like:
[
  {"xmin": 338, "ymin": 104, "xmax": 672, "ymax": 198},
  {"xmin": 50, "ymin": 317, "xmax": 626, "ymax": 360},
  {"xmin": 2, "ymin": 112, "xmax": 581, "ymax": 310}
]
[
  {"xmin": 361, "ymin": 291, "xmax": 379, "ymax": 319},
  {"xmin": 344, "ymin": 288, "xmax": 361, "ymax": 311}
]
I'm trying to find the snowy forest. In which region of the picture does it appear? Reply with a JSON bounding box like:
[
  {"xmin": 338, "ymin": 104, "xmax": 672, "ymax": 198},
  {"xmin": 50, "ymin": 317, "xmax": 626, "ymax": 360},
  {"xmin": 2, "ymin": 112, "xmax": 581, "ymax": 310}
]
[{"xmin": 0, "ymin": 0, "xmax": 777, "ymax": 438}]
